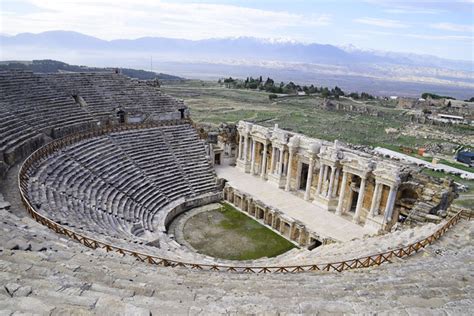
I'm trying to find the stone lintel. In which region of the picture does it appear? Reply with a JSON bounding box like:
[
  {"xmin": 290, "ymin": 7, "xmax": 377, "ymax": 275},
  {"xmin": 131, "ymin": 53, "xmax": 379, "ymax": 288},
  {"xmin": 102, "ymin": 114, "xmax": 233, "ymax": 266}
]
[{"xmin": 342, "ymin": 165, "xmax": 370, "ymax": 179}]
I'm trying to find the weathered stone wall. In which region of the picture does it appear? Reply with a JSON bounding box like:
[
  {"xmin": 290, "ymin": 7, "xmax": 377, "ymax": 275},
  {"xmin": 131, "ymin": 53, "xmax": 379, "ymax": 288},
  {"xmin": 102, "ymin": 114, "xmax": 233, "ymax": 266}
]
[
  {"xmin": 163, "ymin": 192, "xmax": 223, "ymax": 231},
  {"xmin": 398, "ymin": 173, "xmax": 457, "ymax": 225},
  {"xmin": 223, "ymin": 184, "xmax": 333, "ymax": 247}
]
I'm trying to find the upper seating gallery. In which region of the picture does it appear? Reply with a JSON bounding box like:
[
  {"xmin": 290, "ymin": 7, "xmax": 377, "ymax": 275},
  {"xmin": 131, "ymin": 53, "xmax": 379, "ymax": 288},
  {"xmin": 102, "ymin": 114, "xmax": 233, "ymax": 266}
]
[{"xmin": 0, "ymin": 70, "xmax": 187, "ymax": 173}]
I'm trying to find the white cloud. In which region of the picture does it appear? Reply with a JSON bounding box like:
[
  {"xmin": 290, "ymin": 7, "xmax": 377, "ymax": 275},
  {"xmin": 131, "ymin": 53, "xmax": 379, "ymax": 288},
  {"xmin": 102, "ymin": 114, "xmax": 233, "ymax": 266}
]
[
  {"xmin": 431, "ymin": 22, "xmax": 474, "ymax": 33},
  {"xmin": 0, "ymin": 0, "xmax": 332, "ymax": 40},
  {"xmin": 368, "ymin": 30, "xmax": 472, "ymax": 42},
  {"xmin": 383, "ymin": 8, "xmax": 441, "ymax": 15},
  {"xmin": 354, "ymin": 17, "xmax": 409, "ymax": 28},
  {"xmin": 364, "ymin": 0, "xmax": 444, "ymax": 15}
]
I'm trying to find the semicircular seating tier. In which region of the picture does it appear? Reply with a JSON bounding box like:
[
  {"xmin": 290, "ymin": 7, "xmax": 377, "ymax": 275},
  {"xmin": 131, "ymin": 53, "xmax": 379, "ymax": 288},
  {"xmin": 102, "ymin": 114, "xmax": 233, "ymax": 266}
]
[
  {"xmin": 0, "ymin": 70, "xmax": 186, "ymax": 173},
  {"xmin": 26, "ymin": 124, "xmax": 219, "ymax": 254}
]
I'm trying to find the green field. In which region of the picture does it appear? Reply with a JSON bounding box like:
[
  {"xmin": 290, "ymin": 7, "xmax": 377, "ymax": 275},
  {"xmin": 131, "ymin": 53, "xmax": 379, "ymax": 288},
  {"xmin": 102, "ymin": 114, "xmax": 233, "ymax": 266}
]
[
  {"xmin": 162, "ymin": 80, "xmax": 469, "ymax": 149},
  {"xmin": 163, "ymin": 80, "xmax": 473, "ymax": 209},
  {"xmin": 183, "ymin": 203, "xmax": 296, "ymax": 260}
]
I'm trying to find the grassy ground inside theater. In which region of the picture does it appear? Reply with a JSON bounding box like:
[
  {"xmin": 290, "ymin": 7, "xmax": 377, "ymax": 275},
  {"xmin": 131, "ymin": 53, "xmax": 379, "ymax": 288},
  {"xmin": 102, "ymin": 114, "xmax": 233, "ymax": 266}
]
[{"xmin": 183, "ymin": 203, "xmax": 296, "ymax": 260}]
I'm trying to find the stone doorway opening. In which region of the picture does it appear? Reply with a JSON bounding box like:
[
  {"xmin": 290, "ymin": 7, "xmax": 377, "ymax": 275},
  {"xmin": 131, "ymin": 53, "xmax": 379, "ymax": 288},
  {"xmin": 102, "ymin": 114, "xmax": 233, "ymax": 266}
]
[
  {"xmin": 178, "ymin": 108, "xmax": 185, "ymax": 119},
  {"xmin": 117, "ymin": 110, "xmax": 125, "ymax": 123},
  {"xmin": 350, "ymin": 191, "xmax": 358, "ymax": 212},
  {"xmin": 349, "ymin": 176, "xmax": 361, "ymax": 213},
  {"xmin": 299, "ymin": 163, "xmax": 309, "ymax": 190},
  {"xmin": 214, "ymin": 153, "xmax": 221, "ymax": 165}
]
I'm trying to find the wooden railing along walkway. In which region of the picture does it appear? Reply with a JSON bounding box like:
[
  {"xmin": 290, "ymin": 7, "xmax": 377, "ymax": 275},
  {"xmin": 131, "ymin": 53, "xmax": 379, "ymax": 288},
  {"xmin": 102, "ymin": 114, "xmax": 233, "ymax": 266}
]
[{"xmin": 18, "ymin": 122, "xmax": 472, "ymax": 273}]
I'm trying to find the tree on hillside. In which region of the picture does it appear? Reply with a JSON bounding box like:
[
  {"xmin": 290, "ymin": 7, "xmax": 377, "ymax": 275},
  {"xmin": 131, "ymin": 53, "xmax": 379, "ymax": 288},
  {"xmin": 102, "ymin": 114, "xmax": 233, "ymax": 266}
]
[
  {"xmin": 348, "ymin": 92, "xmax": 360, "ymax": 100},
  {"xmin": 360, "ymin": 92, "xmax": 374, "ymax": 100},
  {"xmin": 421, "ymin": 92, "xmax": 455, "ymax": 100},
  {"xmin": 283, "ymin": 82, "xmax": 298, "ymax": 94},
  {"xmin": 332, "ymin": 86, "xmax": 345, "ymax": 99},
  {"xmin": 321, "ymin": 87, "xmax": 331, "ymax": 98}
]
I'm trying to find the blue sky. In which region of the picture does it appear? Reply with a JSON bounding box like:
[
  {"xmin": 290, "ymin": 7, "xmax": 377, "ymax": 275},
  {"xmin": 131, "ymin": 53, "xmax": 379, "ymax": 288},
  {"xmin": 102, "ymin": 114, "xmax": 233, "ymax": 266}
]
[{"xmin": 1, "ymin": 0, "xmax": 473, "ymax": 60}]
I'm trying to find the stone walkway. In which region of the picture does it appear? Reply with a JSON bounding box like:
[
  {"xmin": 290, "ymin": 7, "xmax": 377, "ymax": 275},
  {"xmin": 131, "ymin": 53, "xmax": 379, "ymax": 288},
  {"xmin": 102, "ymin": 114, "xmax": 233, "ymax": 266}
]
[{"xmin": 215, "ymin": 165, "xmax": 369, "ymax": 242}]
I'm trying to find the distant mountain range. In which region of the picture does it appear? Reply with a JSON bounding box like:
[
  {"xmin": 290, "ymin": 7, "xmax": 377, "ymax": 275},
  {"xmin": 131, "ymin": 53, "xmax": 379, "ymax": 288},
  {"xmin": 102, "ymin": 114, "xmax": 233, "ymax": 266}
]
[
  {"xmin": 1, "ymin": 30, "xmax": 471, "ymax": 71},
  {"xmin": 1, "ymin": 31, "xmax": 473, "ymax": 98}
]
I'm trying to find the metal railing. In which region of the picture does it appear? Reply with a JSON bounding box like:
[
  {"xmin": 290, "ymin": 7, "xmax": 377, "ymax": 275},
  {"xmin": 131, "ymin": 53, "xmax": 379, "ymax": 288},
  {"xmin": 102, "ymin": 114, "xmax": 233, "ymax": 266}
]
[{"xmin": 18, "ymin": 123, "xmax": 471, "ymax": 274}]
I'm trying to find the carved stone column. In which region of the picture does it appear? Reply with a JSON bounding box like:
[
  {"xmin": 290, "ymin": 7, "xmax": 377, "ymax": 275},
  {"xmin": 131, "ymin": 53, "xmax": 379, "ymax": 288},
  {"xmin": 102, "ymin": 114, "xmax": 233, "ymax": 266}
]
[
  {"xmin": 353, "ymin": 176, "xmax": 367, "ymax": 224},
  {"xmin": 270, "ymin": 146, "xmax": 276, "ymax": 174},
  {"xmin": 368, "ymin": 182, "xmax": 383, "ymax": 217},
  {"xmin": 332, "ymin": 167, "xmax": 340, "ymax": 198},
  {"xmin": 237, "ymin": 135, "xmax": 243, "ymax": 160},
  {"xmin": 243, "ymin": 134, "xmax": 249, "ymax": 163},
  {"xmin": 383, "ymin": 185, "xmax": 398, "ymax": 224},
  {"xmin": 319, "ymin": 165, "xmax": 329, "ymax": 197},
  {"xmin": 316, "ymin": 164, "xmax": 324, "ymax": 195},
  {"xmin": 250, "ymin": 139, "xmax": 257, "ymax": 174},
  {"xmin": 335, "ymin": 171, "xmax": 348, "ymax": 215},
  {"xmin": 326, "ymin": 166, "xmax": 336, "ymax": 198},
  {"xmin": 304, "ymin": 157, "xmax": 315, "ymax": 201},
  {"xmin": 278, "ymin": 148, "xmax": 284, "ymax": 176},
  {"xmin": 285, "ymin": 148, "xmax": 295, "ymax": 191},
  {"xmin": 260, "ymin": 142, "xmax": 268, "ymax": 179}
]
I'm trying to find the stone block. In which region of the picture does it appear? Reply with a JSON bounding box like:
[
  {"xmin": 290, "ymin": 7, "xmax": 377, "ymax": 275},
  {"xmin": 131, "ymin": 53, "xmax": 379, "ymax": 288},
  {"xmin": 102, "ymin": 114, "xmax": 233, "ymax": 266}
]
[
  {"xmin": 0, "ymin": 201, "xmax": 11, "ymax": 210},
  {"xmin": 95, "ymin": 297, "xmax": 151, "ymax": 316}
]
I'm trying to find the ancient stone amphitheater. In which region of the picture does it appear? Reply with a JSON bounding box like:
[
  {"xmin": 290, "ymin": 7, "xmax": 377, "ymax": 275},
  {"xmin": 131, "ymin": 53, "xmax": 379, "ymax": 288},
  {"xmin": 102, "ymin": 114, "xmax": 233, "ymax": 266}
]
[{"xmin": 0, "ymin": 70, "xmax": 472, "ymax": 314}]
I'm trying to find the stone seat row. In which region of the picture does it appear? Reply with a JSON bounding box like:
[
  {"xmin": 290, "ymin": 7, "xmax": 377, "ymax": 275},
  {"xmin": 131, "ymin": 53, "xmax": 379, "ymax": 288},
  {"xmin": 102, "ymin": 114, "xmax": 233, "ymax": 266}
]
[
  {"xmin": 0, "ymin": 70, "xmax": 187, "ymax": 170},
  {"xmin": 1, "ymin": 204, "xmax": 471, "ymax": 315},
  {"xmin": 31, "ymin": 183, "xmax": 136, "ymax": 242},
  {"xmin": 44, "ymin": 72, "xmax": 184, "ymax": 114},
  {"xmin": 26, "ymin": 125, "xmax": 218, "ymax": 251},
  {"xmin": 33, "ymin": 153, "xmax": 166, "ymax": 232},
  {"xmin": 270, "ymin": 220, "xmax": 445, "ymax": 266}
]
